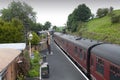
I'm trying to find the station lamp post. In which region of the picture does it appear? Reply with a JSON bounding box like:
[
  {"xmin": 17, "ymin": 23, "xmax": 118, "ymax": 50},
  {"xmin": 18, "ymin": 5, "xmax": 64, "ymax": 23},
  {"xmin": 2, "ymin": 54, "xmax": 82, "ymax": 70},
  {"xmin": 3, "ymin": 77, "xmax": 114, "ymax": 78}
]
[{"xmin": 28, "ymin": 32, "xmax": 33, "ymax": 58}]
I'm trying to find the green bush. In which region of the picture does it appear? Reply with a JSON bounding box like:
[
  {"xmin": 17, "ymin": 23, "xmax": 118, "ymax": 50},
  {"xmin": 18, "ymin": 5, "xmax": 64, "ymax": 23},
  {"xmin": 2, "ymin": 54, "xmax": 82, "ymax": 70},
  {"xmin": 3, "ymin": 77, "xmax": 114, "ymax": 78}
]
[
  {"xmin": 28, "ymin": 69, "xmax": 39, "ymax": 77},
  {"xmin": 27, "ymin": 51, "xmax": 41, "ymax": 77},
  {"xmin": 17, "ymin": 73, "xmax": 24, "ymax": 80},
  {"xmin": 31, "ymin": 32, "xmax": 40, "ymax": 45},
  {"xmin": 111, "ymin": 15, "xmax": 120, "ymax": 23}
]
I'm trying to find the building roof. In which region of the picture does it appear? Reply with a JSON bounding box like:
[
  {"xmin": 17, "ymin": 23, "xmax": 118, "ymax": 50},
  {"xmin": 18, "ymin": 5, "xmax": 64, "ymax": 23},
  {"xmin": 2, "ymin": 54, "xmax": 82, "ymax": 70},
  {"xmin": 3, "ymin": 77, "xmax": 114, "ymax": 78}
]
[
  {"xmin": 0, "ymin": 48, "xmax": 21, "ymax": 73},
  {"xmin": 0, "ymin": 43, "xmax": 26, "ymax": 50}
]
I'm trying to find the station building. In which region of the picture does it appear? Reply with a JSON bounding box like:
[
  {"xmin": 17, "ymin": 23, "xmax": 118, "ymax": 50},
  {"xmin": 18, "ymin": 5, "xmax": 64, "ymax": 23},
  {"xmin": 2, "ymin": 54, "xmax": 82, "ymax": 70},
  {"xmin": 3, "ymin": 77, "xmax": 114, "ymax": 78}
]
[{"xmin": 0, "ymin": 43, "xmax": 26, "ymax": 80}]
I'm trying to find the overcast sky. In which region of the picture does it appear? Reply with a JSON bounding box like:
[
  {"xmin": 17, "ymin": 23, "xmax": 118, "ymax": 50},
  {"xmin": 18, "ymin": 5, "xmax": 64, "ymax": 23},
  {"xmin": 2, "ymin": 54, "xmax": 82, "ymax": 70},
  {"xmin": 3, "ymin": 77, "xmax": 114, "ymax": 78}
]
[{"xmin": 0, "ymin": 0, "xmax": 120, "ymax": 26}]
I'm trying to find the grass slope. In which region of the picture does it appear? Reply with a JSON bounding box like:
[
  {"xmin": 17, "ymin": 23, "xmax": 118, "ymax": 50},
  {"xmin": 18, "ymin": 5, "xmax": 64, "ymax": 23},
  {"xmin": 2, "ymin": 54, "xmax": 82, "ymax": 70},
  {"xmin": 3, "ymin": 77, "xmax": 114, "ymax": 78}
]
[{"xmin": 81, "ymin": 10, "xmax": 120, "ymax": 44}]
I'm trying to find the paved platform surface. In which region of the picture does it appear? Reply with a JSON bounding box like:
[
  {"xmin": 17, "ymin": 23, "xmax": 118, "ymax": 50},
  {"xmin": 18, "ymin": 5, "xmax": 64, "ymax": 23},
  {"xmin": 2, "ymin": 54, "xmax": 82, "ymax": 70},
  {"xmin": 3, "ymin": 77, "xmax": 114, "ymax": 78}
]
[{"xmin": 40, "ymin": 40, "xmax": 88, "ymax": 80}]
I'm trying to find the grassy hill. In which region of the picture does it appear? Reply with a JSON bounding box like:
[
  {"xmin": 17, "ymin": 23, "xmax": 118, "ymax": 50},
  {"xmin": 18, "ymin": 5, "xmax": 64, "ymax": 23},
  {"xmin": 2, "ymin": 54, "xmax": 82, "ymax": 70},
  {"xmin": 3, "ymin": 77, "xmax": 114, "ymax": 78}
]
[{"xmin": 78, "ymin": 10, "xmax": 120, "ymax": 45}]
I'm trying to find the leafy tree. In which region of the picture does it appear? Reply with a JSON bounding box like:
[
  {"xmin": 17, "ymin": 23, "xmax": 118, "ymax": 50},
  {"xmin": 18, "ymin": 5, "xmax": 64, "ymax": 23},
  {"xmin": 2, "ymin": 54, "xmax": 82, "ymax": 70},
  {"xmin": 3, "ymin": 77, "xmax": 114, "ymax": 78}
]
[
  {"xmin": 103, "ymin": 8, "xmax": 109, "ymax": 16},
  {"xmin": 52, "ymin": 26, "xmax": 57, "ymax": 31},
  {"xmin": 96, "ymin": 8, "xmax": 109, "ymax": 18},
  {"xmin": 111, "ymin": 15, "xmax": 120, "ymax": 23},
  {"xmin": 75, "ymin": 4, "xmax": 91, "ymax": 21},
  {"xmin": 0, "ymin": 1, "xmax": 36, "ymax": 30},
  {"xmin": 67, "ymin": 13, "xmax": 73, "ymax": 31},
  {"xmin": 31, "ymin": 32, "xmax": 40, "ymax": 45},
  {"xmin": 0, "ymin": 18, "xmax": 24, "ymax": 43},
  {"xmin": 43, "ymin": 21, "xmax": 51, "ymax": 30},
  {"xmin": 0, "ymin": 1, "xmax": 37, "ymax": 42},
  {"xmin": 30, "ymin": 23, "xmax": 43, "ymax": 32},
  {"xmin": 67, "ymin": 4, "xmax": 91, "ymax": 32},
  {"xmin": 67, "ymin": 13, "xmax": 77, "ymax": 32},
  {"xmin": 96, "ymin": 8, "xmax": 103, "ymax": 18},
  {"xmin": 109, "ymin": 6, "xmax": 114, "ymax": 13}
]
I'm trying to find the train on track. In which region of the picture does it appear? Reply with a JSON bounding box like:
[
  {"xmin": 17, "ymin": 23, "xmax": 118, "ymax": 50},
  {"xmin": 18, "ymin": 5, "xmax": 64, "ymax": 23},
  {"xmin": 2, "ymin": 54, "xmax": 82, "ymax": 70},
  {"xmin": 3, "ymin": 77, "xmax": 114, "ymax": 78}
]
[{"xmin": 53, "ymin": 32, "xmax": 120, "ymax": 80}]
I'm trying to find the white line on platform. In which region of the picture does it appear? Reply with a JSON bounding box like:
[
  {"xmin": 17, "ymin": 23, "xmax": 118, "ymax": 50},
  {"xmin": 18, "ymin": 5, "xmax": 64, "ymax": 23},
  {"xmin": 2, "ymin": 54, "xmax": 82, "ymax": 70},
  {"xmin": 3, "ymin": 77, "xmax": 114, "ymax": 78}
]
[
  {"xmin": 39, "ymin": 66, "xmax": 41, "ymax": 80},
  {"xmin": 55, "ymin": 44, "xmax": 89, "ymax": 80}
]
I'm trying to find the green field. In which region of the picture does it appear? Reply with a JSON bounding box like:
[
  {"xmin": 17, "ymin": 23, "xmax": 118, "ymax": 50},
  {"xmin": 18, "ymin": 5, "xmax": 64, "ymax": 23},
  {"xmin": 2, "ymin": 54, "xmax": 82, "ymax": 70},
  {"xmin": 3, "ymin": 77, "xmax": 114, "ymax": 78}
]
[{"xmin": 78, "ymin": 10, "xmax": 120, "ymax": 45}]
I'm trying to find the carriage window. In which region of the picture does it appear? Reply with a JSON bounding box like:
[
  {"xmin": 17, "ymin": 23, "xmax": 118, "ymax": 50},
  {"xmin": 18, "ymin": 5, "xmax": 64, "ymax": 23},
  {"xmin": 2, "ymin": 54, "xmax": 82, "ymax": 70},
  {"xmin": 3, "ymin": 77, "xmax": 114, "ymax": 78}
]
[
  {"xmin": 91, "ymin": 57, "xmax": 94, "ymax": 66},
  {"xmin": 75, "ymin": 46, "xmax": 78, "ymax": 54},
  {"xmin": 83, "ymin": 51, "xmax": 86, "ymax": 60},
  {"xmin": 79, "ymin": 49, "xmax": 83, "ymax": 59},
  {"xmin": 79, "ymin": 48, "xmax": 82, "ymax": 53},
  {"xmin": 110, "ymin": 65, "xmax": 120, "ymax": 80},
  {"xmin": 96, "ymin": 57, "xmax": 104, "ymax": 75},
  {"xmin": 80, "ymin": 52, "xmax": 83, "ymax": 59}
]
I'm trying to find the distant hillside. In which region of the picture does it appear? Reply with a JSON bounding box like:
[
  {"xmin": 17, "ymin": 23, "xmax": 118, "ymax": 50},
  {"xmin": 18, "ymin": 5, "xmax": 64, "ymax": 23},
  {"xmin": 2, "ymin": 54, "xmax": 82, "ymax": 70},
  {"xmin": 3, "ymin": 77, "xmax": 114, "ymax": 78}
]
[{"xmin": 79, "ymin": 10, "xmax": 120, "ymax": 45}]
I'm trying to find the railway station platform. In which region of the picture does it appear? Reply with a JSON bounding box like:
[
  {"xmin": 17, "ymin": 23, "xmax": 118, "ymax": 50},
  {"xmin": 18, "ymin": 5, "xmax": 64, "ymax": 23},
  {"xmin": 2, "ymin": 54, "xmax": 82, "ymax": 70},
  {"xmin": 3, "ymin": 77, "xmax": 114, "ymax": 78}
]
[{"xmin": 40, "ymin": 39, "xmax": 89, "ymax": 80}]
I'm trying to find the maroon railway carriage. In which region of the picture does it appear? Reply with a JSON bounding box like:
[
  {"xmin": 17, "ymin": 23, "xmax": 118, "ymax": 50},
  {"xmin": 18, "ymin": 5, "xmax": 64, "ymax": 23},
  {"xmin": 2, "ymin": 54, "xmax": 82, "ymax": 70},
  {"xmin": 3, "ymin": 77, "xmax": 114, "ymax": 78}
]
[
  {"xmin": 54, "ymin": 32, "xmax": 120, "ymax": 80},
  {"xmin": 91, "ymin": 44, "xmax": 120, "ymax": 80}
]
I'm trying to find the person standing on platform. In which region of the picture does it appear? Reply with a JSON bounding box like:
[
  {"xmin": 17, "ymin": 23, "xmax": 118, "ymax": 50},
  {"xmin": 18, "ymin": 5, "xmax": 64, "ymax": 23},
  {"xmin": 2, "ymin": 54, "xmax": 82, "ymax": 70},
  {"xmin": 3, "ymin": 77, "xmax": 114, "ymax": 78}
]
[{"xmin": 46, "ymin": 32, "xmax": 51, "ymax": 54}]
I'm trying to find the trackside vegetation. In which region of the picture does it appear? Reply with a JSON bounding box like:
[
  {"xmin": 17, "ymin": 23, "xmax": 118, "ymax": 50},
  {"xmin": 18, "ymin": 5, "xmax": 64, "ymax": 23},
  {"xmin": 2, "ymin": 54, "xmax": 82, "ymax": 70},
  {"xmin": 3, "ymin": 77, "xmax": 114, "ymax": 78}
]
[
  {"xmin": 77, "ymin": 10, "xmax": 120, "ymax": 45},
  {"xmin": 27, "ymin": 51, "xmax": 41, "ymax": 77}
]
